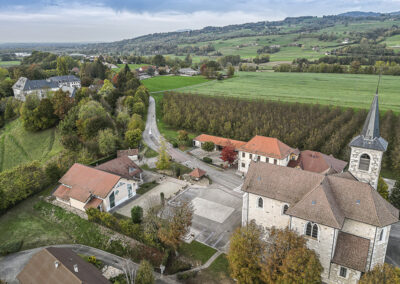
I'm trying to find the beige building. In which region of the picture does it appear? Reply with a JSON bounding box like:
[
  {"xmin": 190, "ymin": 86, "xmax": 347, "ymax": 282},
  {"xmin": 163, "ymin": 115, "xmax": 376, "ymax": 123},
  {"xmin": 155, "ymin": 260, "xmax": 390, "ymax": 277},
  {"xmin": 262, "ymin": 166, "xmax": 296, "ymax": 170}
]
[
  {"xmin": 242, "ymin": 93, "xmax": 398, "ymax": 283},
  {"xmin": 53, "ymin": 163, "xmax": 139, "ymax": 212}
]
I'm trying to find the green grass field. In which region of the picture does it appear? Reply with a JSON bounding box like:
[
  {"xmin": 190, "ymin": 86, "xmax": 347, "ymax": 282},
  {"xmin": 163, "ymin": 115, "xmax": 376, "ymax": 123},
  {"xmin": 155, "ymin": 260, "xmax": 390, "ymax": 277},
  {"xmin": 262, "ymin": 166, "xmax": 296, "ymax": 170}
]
[
  {"xmin": 0, "ymin": 60, "xmax": 20, "ymax": 67},
  {"xmin": 0, "ymin": 119, "xmax": 63, "ymax": 171},
  {"xmin": 179, "ymin": 72, "xmax": 400, "ymax": 112},
  {"xmin": 113, "ymin": 63, "xmax": 148, "ymax": 72},
  {"xmin": 143, "ymin": 75, "xmax": 209, "ymax": 93},
  {"xmin": 383, "ymin": 34, "xmax": 400, "ymax": 48}
]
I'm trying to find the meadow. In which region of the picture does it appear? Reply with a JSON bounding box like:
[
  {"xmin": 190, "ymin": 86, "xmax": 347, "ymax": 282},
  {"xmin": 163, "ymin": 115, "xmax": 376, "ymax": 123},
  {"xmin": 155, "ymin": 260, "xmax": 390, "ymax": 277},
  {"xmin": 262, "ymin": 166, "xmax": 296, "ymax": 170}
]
[
  {"xmin": 0, "ymin": 60, "xmax": 20, "ymax": 67},
  {"xmin": 179, "ymin": 72, "xmax": 400, "ymax": 112},
  {"xmin": 142, "ymin": 75, "xmax": 209, "ymax": 92},
  {"xmin": 0, "ymin": 119, "xmax": 63, "ymax": 171}
]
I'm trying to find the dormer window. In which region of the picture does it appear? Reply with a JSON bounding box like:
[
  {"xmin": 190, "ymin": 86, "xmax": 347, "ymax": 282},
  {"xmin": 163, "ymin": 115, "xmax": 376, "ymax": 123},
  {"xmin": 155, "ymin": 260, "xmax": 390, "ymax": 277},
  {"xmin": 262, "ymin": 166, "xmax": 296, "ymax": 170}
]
[{"xmin": 359, "ymin": 154, "xmax": 370, "ymax": 171}]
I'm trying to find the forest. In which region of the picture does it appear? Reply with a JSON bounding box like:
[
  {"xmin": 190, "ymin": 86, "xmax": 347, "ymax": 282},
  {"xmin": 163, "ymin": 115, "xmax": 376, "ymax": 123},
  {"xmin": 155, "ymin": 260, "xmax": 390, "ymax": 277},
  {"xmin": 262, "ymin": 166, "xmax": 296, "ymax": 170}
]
[{"xmin": 162, "ymin": 93, "xmax": 400, "ymax": 176}]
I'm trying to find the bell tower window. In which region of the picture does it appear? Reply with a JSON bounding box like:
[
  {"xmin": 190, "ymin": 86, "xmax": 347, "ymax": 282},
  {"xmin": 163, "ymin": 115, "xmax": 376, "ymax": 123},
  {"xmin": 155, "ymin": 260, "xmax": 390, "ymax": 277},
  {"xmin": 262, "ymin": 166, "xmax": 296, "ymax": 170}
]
[{"xmin": 359, "ymin": 154, "xmax": 370, "ymax": 171}]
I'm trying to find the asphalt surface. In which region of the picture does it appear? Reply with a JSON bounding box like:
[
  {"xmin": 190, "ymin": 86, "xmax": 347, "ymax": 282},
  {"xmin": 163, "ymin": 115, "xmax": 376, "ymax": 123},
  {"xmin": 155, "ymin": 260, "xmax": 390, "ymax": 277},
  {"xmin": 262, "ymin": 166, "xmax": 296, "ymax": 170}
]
[
  {"xmin": 0, "ymin": 244, "xmax": 176, "ymax": 284},
  {"xmin": 143, "ymin": 96, "xmax": 243, "ymax": 190}
]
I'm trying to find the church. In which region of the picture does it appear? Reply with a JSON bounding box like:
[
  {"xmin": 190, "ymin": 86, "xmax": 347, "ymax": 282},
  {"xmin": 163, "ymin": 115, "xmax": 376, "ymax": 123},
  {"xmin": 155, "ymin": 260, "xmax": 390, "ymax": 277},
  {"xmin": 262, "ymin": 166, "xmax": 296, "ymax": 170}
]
[{"xmin": 241, "ymin": 92, "xmax": 399, "ymax": 284}]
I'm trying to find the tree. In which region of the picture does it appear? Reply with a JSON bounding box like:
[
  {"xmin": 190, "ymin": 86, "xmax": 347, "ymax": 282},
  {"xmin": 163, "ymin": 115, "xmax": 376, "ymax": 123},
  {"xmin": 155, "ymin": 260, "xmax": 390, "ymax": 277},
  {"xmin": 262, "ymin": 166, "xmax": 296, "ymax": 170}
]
[
  {"xmin": 135, "ymin": 260, "xmax": 155, "ymax": 284},
  {"xmin": 97, "ymin": 128, "xmax": 118, "ymax": 156},
  {"xmin": 227, "ymin": 221, "xmax": 265, "ymax": 284},
  {"xmin": 133, "ymin": 102, "xmax": 146, "ymax": 117},
  {"xmin": 260, "ymin": 227, "xmax": 322, "ymax": 284},
  {"xmin": 20, "ymin": 95, "xmax": 58, "ymax": 131},
  {"xmin": 125, "ymin": 128, "xmax": 142, "ymax": 148},
  {"xmin": 56, "ymin": 56, "xmax": 69, "ymax": 75},
  {"xmin": 152, "ymin": 55, "xmax": 166, "ymax": 67},
  {"xmin": 227, "ymin": 64, "xmax": 235, "ymax": 78},
  {"xmin": 158, "ymin": 201, "xmax": 193, "ymax": 251},
  {"xmin": 359, "ymin": 263, "xmax": 400, "ymax": 284},
  {"xmin": 51, "ymin": 89, "xmax": 75, "ymax": 119},
  {"xmin": 389, "ymin": 177, "xmax": 400, "ymax": 210},
  {"xmin": 127, "ymin": 114, "xmax": 145, "ymax": 131},
  {"xmin": 156, "ymin": 140, "xmax": 171, "ymax": 170},
  {"xmin": 378, "ymin": 176, "xmax": 389, "ymax": 200},
  {"xmin": 98, "ymin": 79, "xmax": 114, "ymax": 97},
  {"xmin": 202, "ymin": 141, "xmax": 215, "ymax": 152},
  {"xmin": 177, "ymin": 130, "xmax": 189, "ymax": 143},
  {"xmin": 131, "ymin": 206, "xmax": 143, "ymax": 224},
  {"xmin": 220, "ymin": 142, "xmax": 237, "ymax": 165}
]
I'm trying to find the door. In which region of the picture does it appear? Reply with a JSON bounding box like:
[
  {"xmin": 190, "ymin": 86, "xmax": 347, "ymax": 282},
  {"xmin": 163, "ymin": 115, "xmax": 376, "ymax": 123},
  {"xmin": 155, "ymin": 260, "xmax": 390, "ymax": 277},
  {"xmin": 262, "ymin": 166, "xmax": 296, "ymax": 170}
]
[{"xmin": 109, "ymin": 192, "xmax": 115, "ymax": 208}]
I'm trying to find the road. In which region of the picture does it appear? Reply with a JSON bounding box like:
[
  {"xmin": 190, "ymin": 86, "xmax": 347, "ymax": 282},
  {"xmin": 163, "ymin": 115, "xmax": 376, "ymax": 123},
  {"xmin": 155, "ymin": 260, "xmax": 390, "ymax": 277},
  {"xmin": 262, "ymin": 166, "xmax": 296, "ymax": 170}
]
[
  {"xmin": 0, "ymin": 244, "xmax": 176, "ymax": 284},
  {"xmin": 143, "ymin": 96, "xmax": 243, "ymax": 190}
]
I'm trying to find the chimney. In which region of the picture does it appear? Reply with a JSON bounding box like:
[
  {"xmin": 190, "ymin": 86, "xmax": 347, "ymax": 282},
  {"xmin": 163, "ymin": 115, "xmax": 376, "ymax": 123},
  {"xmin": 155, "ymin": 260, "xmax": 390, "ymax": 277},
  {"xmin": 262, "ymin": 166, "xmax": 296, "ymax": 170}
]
[
  {"xmin": 54, "ymin": 261, "xmax": 59, "ymax": 268},
  {"xmin": 73, "ymin": 264, "xmax": 79, "ymax": 273}
]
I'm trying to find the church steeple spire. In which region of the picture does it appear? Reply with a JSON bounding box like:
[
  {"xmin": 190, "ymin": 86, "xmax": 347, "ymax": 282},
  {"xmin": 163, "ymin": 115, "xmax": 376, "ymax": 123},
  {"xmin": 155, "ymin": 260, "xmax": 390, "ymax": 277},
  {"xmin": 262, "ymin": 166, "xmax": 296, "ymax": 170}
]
[{"xmin": 360, "ymin": 93, "xmax": 380, "ymax": 141}]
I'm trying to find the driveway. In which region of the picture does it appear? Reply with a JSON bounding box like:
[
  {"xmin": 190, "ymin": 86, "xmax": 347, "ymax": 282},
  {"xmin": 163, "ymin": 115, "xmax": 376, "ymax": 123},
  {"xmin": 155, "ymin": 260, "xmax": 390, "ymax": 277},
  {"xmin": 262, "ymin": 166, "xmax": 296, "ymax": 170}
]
[
  {"xmin": 169, "ymin": 185, "xmax": 243, "ymax": 252},
  {"xmin": 143, "ymin": 96, "xmax": 243, "ymax": 190},
  {"xmin": 0, "ymin": 244, "xmax": 176, "ymax": 284}
]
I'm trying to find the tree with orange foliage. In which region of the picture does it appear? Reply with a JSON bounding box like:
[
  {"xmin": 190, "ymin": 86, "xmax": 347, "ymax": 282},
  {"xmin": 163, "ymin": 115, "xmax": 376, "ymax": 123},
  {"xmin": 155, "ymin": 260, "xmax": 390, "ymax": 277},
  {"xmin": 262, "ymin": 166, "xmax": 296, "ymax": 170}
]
[{"xmin": 220, "ymin": 141, "xmax": 237, "ymax": 166}]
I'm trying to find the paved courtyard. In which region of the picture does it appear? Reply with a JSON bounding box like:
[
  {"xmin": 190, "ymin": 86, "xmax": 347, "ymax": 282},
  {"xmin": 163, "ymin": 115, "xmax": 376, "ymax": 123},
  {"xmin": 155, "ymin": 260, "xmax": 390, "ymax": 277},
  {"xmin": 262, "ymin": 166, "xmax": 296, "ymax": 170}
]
[
  {"xmin": 170, "ymin": 185, "xmax": 243, "ymax": 251},
  {"xmin": 189, "ymin": 148, "xmax": 224, "ymax": 166}
]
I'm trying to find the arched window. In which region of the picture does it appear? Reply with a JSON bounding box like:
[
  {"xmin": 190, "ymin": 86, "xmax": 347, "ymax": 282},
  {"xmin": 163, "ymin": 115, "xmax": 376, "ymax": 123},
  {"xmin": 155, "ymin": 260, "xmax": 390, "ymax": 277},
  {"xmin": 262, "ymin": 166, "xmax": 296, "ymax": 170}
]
[
  {"xmin": 305, "ymin": 222, "xmax": 312, "ymax": 236},
  {"xmin": 257, "ymin": 197, "xmax": 263, "ymax": 208},
  {"xmin": 359, "ymin": 154, "xmax": 371, "ymax": 171},
  {"xmin": 283, "ymin": 204, "xmax": 289, "ymax": 215},
  {"xmin": 312, "ymin": 224, "xmax": 319, "ymax": 239}
]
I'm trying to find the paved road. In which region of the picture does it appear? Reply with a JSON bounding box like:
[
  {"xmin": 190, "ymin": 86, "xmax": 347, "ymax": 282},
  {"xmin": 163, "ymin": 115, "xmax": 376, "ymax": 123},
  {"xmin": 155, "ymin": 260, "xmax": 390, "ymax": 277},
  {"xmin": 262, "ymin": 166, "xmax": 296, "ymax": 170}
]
[
  {"xmin": 144, "ymin": 96, "xmax": 243, "ymax": 190},
  {"xmin": 0, "ymin": 244, "xmax": 177, "ymax": 284}
]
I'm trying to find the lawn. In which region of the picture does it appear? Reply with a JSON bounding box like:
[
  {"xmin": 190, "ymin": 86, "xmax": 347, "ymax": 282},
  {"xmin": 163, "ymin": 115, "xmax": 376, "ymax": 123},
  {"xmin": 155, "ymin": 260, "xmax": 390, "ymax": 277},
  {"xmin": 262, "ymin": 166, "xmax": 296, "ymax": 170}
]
[
  {"xmin": 178, "ymin": 241, "xmax": 217, "ymax": 265},
  {"xmin": 0, "ymin": 119, "xmax": 63, "ymax": 171},
  {"xmin": 179, "ymin": 72, "xmax": 400, "ymax": 112},
  {"xmin": 114, "ymin": 63, "xmax": 148, "ymax": 72},
  {"xmin": 142, "ymin": 75, "xmax": 209, "ymax": 93},
  {"xmin": 0, "ymin": 60, "xmax": 20, "ymax": 66}
]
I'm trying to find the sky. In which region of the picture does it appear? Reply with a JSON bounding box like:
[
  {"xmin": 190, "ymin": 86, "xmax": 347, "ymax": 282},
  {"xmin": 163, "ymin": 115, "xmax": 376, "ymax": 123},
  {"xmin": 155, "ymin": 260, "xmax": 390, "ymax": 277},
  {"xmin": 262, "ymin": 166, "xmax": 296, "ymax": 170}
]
[{"xmin": 1, "ymin": 0, "xmax": 400, "ymax": 43}]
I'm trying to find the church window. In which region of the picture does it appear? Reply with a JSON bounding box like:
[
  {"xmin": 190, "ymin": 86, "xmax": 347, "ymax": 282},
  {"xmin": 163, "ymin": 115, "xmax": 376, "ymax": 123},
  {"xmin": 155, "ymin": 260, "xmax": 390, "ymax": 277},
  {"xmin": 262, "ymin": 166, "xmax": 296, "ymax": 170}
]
[
  {"xmin": 379, "ymin": 228, "xmax": 385, "ymax": 242},
  {"xmin": 257, "ymin": 197, "xmax": 263, "ymax": 208},
  {"xmin": 305, "ymin": 222, "xmax": 312, "ymax": 236},
  {"xmin": 283, "ymin": 204, "xmax": 289, "ymax": 215},
  {"xmin": 305, "ymin": 222, "xmax": 319, "ymax": 239},
  {"xmin": 312, "ymin": 224, "xmax": 319, "ymax": 239},
  {"xmin": 359, "ymin": 154, "xmax": 371, "ymax": 171},
  {"xmin": 339, "ymin": 267, "xmax": 347, "ymax": 278}
]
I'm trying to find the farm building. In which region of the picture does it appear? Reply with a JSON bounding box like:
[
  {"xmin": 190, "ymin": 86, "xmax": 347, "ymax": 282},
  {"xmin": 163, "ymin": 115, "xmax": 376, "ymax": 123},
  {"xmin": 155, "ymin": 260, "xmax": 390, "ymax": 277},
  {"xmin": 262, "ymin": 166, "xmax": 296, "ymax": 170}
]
[{"xmin": 193, "ymin": 134, "xmax": 246, "ymax": 151}]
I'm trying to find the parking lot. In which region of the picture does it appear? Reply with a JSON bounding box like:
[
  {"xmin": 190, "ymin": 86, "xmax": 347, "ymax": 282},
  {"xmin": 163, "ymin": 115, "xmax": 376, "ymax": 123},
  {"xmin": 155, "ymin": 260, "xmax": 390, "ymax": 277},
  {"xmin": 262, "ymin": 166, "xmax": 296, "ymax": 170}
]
[{"xmin": 170, "ymin": 185, "xmax": 243, "ymax": 251}]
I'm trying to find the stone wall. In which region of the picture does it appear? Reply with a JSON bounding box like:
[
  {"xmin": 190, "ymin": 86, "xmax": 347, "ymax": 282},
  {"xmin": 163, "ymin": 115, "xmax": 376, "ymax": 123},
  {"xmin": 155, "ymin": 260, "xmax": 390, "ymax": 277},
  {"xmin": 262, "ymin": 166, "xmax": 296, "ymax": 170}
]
[
  {"xmin": 349, "ymin": 147, "xmax": 383, "ymax": 189},
  {"xmin": 328, "ymin": 263, "xmax": 361, "ymax": 284},
  {"xmin": 370, "ymin": 225, "xmax": 391, "ymax": 269}
]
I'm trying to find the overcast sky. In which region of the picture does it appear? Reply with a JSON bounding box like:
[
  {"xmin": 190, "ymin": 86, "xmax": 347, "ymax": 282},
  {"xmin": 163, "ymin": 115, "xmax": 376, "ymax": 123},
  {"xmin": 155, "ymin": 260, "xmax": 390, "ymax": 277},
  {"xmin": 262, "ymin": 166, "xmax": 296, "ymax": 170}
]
[{"xmin": 1, "ymin": 0, "xmax": 400, "ymax": 43}]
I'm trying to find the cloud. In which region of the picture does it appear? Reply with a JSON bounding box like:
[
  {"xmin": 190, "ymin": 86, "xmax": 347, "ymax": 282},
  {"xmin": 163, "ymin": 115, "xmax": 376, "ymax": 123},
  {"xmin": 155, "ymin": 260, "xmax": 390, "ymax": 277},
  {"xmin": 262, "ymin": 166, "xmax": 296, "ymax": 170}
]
[{"xmin": 1, "ymin": 0, "xmax": 400, "ymax": 42}]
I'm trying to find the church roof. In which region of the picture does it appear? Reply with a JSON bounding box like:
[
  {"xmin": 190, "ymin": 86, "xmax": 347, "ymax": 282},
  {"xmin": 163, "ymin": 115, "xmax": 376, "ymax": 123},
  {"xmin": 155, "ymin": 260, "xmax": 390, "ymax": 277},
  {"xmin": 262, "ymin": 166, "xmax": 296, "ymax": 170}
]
[
  {"xmin": 243, "ymin": 162, "xmax": 399, "ymax": 229},
  {"xmin": 349, "ymin": 93, "xmax": 388, "ymax": 151}
]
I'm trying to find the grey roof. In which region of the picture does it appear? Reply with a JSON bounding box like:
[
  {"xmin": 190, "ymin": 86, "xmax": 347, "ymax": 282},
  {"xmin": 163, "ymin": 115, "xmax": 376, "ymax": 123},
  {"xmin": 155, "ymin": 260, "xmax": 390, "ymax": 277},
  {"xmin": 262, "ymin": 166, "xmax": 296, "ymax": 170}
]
[
  {"xmin": 13, "ymin": 76, "xmax": 80, "ymax": 92},
  {"xmin": 243, "ymin": 162, "xmax": 399, "ymax": 228},
  {"xmin": 49, "ymin": 75, "xmax": 80, "ymax": 83},
  {"xmin": 349, "ymin": 94, "xmax": 388, "ymax": 151}
]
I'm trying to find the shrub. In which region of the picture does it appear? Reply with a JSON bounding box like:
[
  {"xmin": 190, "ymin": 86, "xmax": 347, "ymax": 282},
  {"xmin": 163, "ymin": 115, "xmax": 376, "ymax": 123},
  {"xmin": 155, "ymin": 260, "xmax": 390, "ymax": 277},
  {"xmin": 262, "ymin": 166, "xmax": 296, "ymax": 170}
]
[
  {"xmin": 135, "ymin": 260, "xmax": 155, "ymax": 284},
  {"xmin": 0, "ymin": 240, "xmax": 23, "ymax": 256},
  {"xmin": 202, "ymin": 141, "xmax": 215, "ymax": 152},
  {"xmin": 131, "ymin": 206, "xmax": 144, "ymax": 224},
  {"xmin": 172, "ymin": 141, "xmax": 178, "ymax": 148},
  {"xmin": 203, "ymin": 157, "xmax": 212, "ymax": 163}
]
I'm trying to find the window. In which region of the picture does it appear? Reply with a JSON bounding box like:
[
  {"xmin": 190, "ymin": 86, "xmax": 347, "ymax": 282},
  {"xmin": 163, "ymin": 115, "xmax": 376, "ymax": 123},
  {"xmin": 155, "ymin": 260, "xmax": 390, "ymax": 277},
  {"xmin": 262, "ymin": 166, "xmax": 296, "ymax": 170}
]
[
  {"xmin": 283, "ymin": 204, "xmax": 289, "ymax": 215},
  {"xmin": 266, "ymin": 157, "xmax": 269, "ymax": 163},
  {"xmin": 241, "ymin": 163, "xmax": 245, "ymax": 168},
  {"xmin": 257, "ymin": 156, "xmax": 260, "ymax": 161},
  {"xmin": 127, "ymin": 184, "xmax": 133, "ymax": 198},
  {"xmin": 274, "ymin": 159, "xmax": 277, "ymax": 165},
  {"xmin": 379, "ymin": 228, "xmax": 385, "ymax": 242},
  {"xmin": 339, "ymin": 267, "xmax": 347, "ymax": 278},
  {"xmin": 257, "ymin": 197, "xmax": 263, "ymax": 208},
  {"xmin": 249, "ymin": 154, "xmax": 252, "ymax": 159},
  {"xmin": 305, "ymin": 222, "xmax": 318, "ymax": 239},
  {"xmin": 359, "ymin": 154, "xmax": 371, "ymax": 171},
  {"xmin": 109, "ymin": 192, "xmax": 115, "ymax": 208},
  {"xmin": 242, "ymin": 152, "xmax": 245, "ymax": 158}
]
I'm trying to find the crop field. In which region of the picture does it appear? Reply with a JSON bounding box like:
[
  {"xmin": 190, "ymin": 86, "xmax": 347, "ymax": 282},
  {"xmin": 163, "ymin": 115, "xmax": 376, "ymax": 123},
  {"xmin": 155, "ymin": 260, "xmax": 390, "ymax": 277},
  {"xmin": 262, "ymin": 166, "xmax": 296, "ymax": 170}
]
[
  {"xmin": 0, "ymin": 119, "xmax": 63, "ymax": 171},
  {"xmin": 142, "ymin": 75, "xmax": 209, "ymax": 92},
  {"xmin": 179, "ymin": 72, "xmax": 400, "ymax": 112}
]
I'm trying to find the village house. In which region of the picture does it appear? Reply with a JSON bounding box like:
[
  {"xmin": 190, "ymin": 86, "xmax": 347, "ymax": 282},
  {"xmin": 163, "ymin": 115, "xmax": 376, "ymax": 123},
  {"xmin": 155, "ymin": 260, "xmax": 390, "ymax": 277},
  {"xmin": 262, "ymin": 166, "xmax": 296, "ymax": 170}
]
[
  {"xmin": 12, "ymin": 75, "xmax": 81, "ymax": 101},
  {"xmin": 237, "ymin": 135, "xmax": 300, "ymax": 174},
  {"xmin": 95, "ymin": 155, "xmax": 143, "ymax": 183},
  {"xmin": 117, "ymin": 148, "xmax": 140, "ymax": 161},
  {"xmin": 17, "ymin": 247, "xmax": 110, "ymax": 284},
  {"xmin": 242, "ymin": 93, "xmax": 398, "ymax": 284},
  {"xmin": 53, "ymin": 163, "xmax": 140, "ymax": 212},
  {"xmin": 193, "ymin": 134, "xmax": 246, "ymax": 151}
]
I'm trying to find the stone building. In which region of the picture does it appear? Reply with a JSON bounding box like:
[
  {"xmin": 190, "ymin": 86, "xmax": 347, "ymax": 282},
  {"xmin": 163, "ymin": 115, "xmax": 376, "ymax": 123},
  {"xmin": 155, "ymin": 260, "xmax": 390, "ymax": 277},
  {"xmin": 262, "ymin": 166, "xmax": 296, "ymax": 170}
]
[{"xmin": 242, "ymin": 94, "xmax": 398, "ymax": 283}]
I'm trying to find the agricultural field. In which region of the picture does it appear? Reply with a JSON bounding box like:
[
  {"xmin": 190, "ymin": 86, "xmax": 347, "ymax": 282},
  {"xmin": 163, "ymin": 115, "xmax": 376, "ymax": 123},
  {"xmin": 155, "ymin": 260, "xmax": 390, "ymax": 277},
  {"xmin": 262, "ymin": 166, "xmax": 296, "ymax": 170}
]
[
  {"xmin": 0, "ymin": 119, "xmax": 63, "ymax": 171},
  {"xmin": 0, "ymin": 60, "xmax": 20, "ymax": 67},
  {"xmin": 142, "ymin": 75, "xmax": 209, "ymax": 92},
  {"xmin": 383, "ymin": 34, "xmax": 400, "ymax": 49},
  {"xmin": 179, "ymin": 72, "xmax": 400, "ymax": 112}
]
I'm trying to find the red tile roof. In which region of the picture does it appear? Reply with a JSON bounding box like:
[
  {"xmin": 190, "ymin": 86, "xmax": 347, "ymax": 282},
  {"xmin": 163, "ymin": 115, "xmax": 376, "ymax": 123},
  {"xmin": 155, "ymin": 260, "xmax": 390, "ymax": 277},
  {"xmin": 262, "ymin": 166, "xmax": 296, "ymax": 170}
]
[
  {"xmin": 288, "ymin": 150, "xmax": 347, "ymax": 174},
  {"xmin": 238, "ymin": 135, "xmax": 295, "ymax": 159},
  {"xmin": 189, "ymin": 168, "xmax": 206, "ymax": 178},
  {"xmin": 56, "ymin": 163, "xmax": 120, "ymax": 203},
  {"xmin": 84, "ymin": 197, "xmax": 103, "ymax": 209},
  {"xmin": 194, "ymin": 134, "xmax": 246, "ymax": 150},
  {"xmin": 53, "ymin": 185, "xmax": 70, "ymax": 201}
]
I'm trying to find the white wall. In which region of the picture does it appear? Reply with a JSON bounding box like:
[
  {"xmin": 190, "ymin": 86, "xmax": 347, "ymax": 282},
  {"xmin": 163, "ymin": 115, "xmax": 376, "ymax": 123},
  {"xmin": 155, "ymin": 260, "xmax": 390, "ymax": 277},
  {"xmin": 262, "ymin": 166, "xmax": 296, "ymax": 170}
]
[
  {"xmin": 238, "ymin": 151, "xmax": 289, "ymax": 173},
  {"xmin": 70, "ymin": 198, "xmax": 86, "ymax": 211},
  {"xmin": 103, "ymin": 178, "xmax": 139, "ymax": 211}
]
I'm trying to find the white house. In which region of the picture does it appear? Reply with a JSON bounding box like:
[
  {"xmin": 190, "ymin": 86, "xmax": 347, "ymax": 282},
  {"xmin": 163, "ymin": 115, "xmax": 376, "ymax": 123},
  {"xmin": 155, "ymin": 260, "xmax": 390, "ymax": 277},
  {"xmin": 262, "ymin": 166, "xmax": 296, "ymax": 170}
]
[
  {"xmin": 178, "ymin": 68, "xmax": 200, "ymax": 76},
  {"xmin": 53, "ymin": 163, "xmax": 139, "ymax": 212},
  {"xmin": 242, "ymin": 93, "xmax": 398, "ymax": 284},
  {"xmin": 13, "ymin": 75, "xmax": 81, "ymax": 101},
  {"xmin": 237, "ymin": 135, "xmax": 300, "ymax": 174}
]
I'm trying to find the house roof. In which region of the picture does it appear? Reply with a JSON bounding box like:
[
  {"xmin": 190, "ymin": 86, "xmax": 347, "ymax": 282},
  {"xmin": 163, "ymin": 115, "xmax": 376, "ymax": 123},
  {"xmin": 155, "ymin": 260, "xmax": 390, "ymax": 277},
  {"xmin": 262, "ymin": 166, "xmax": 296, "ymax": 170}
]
[
  {"xmin": 242, "ymin": 162, "xmax": 399, "ymax": 228},
  {"xmin": 332, "ymin": 232, "xmax": 370, "ymax": 272},
  {"xmin": 287, "ymin": 150, "xmax": 347, "ymax": 174},
  {"xmin": 17, "ymin": 247, "xmax": 110, "ymax": 284},
  {"xmin": 53, "ymin": 185, "xmax": 71, "ymax": 201},
  {"xmin": 96, "ymin": 156, "xmax": 142, "ymax": 179},
  {"xmin": 84, "ymin": 197, "xmax": 103, "ymax": 209},
  {"xmin": 189, "ymin": 168, "xmax": 207, "ymax": 178},
  {"xmin": 238, "ymin": 135, "xmax": 295, "ymax": 159},
  {"xmin": 12, "ymin": 76, "xmax": 80, "ymax": 92},
  {"xmin": 56, "ymin": 163, "xmax": 121, "ymax": 202},
  {"xmin": 194, "ymin": 134, "xmax": 246, "ymax": 150},
  {"xmin": 117, "ymin": 149, "xmax": 139, "ymax": 157}
]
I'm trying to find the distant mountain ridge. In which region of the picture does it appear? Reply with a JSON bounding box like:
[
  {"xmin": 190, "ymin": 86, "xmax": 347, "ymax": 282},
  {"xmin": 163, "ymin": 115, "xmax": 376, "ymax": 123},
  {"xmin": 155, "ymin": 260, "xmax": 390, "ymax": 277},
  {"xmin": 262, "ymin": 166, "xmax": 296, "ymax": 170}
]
[{"xmin": 338, "ymin": 11, "xmax": 400, "ymax": 17}]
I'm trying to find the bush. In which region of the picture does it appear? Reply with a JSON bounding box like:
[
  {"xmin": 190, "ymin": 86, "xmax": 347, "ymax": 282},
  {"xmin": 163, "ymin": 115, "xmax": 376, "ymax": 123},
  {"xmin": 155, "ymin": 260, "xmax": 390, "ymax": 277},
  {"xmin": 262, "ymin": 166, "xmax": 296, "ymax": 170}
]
[
  {"xmin": 131, "ymin": 206, "xmax": 143, "ymax": 224},
  {"xmin": 172, "ymin": 141, "xmax": 178, "ymax": 148},
  {"xmin": 0, "ymin": 240, "xmax": 23, "ymax": 256},
  {"xmin": 203, "ymin": 157, "xmax": 212, "ymax": 163},
  {"xmin": 177, "ymin": 271, "xmax": 197, "ymax": 280},
  {"xmin": 201, "ymin": 141, "xmax": 215, "ymax": 152}
]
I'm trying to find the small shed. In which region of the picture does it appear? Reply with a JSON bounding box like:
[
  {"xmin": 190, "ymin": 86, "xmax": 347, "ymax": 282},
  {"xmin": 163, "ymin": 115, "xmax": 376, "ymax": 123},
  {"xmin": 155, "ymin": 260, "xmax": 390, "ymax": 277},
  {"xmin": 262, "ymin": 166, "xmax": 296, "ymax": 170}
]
[{"xmin": 189, "ymin": 168, "xmax": 206, "ymax": 181}]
